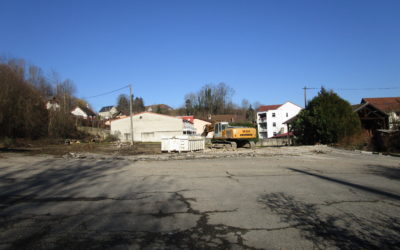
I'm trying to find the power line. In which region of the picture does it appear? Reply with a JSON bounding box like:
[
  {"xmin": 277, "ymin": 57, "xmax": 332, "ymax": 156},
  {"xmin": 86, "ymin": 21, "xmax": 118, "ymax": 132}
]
[
  {"xmin": 302, "ymin": 86, "xmax": 400, "ymax": 107},
  {"xmin": 333, "ymin": 87, "xmax": 400, "ymax": 91},
  {"xmin": 303, "ymin": 86, "xmax": 400, "ymax": 91},
  {"xmin": 82, "ymin": 85, "xmax": 130, "ymax": 99}
]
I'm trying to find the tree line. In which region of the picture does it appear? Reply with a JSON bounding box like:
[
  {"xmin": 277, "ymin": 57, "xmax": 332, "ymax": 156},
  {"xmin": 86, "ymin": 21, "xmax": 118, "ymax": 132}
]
[
  {"xmin": 116, "ymin": 94, "xmax": 145, "ymax": 115},
  {"xmin": 179, "ymin": 82, "xmax": 257, "ymax": 121}
]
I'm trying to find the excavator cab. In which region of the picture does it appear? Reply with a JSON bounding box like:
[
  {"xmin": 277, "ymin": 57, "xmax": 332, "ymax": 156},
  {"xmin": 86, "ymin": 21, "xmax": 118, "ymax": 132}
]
[{"xmin": 213, "ymin": 122, "xmax": 229, "ymax": 138}]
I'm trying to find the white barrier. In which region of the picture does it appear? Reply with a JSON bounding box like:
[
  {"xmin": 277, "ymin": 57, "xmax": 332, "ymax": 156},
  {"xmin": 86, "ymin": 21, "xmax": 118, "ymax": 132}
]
[{"xmin": 161, "ymin": 136, "xmax": 205, "ymax": 152}]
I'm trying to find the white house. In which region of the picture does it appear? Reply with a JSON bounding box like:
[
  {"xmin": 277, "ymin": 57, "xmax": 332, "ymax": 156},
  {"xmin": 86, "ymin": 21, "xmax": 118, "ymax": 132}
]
[
  {"xmin": 46, "ymin": 98, "xmax": 60, "ymax": 111},
  {"xmin": 71, "ymin": 106, "xmax": 96, "ymax": 119},
  {"xmin": 99, "ymin": 106, "xmax": 119, "ymax": 120},
  {"xmin": 110, "ymin": 112, "xmax": 196, "ymax": 142},
  {"xmin": 257, "ymin": 102, "xmax": 302, "ymax": 139}
]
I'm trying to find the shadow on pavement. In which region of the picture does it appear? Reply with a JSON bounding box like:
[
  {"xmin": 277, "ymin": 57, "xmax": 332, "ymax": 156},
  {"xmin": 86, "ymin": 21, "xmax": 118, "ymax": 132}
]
[
  {"xmin": 366, "ymin": 164, "xmax": 400, "ymax": 180},
  {"xmin": 258, "ymin": 192, "xmax": 400, "ymax": 249},
  {"xmin": 288, "ymin": 168, "xmax": 400, "ymax": 200},
  {"xmin": 0, "ymin": 157, "xmax": 250, "ymax": 249}
]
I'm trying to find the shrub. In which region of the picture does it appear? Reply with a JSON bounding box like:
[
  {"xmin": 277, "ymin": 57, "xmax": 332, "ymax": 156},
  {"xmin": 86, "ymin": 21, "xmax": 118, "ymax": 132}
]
[{"xmin": 103, "ymin": 134, "xmax": 119, "ymax": 142}]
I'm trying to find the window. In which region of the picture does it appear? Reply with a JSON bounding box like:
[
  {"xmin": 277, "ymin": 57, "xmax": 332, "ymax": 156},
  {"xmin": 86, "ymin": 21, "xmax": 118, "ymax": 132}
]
[
  {"xmin": 273, "ymin": 132, "xmax": 277, "ymax": 136},
  {"xmin": 286, "ymin": 112, "xmax": 288, "ymax": 117},
  {"xmin": 214, "ymin": 124, "xmax": 219, "ymax": 134},
  {"xmin": 273, "ymin": 122, "xmax": 276, "ymax": 127},
  {"xmin": 272, "ymin": 113, "xmax": 276, "ymax": 117}
]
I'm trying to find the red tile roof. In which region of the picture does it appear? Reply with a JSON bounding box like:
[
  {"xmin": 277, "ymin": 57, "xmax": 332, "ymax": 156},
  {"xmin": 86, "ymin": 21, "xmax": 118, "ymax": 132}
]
[
  {"xmin": 271, "ymin": 132, "xmax": 294, "ymax": 138},
  {"xmin": 257, "ymin": 105, "xmax": 281, "ymax": 112},
  {"xmin": 177, "ymin": 116, "xmax": 194, "ymax": 124},
  {"xmin": 361, "ymin": 97, "xmax": 400, "ymax": 113}
]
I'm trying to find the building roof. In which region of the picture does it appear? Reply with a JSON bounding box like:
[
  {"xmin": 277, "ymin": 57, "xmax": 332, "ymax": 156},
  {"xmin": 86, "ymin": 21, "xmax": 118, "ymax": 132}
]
[
  {"xmin": 111, "ymin": 111, "xmax": 182, "ymax": 122},
  {"xmin": 352, "ymin": 104, "xmax": 363, "ymax": 112},
  {"xmin": 352, "ymin": 102, "xmax": 387, "ymax": 116},
  {"xmin": 99, "ymin": 106, "xmax": 115, "ymax": 112},
  {"xmin": 74, "ymin": 106, "xmax": 96, "ymax": 117},
  {"xmin": 257, "ymin": 104, "xmax": 282, "ymax": 112},
  {"xmin": 194, "ymin": 118, "xmax": 211, "ymax": 124},
  {"xmin": 283, "ymin": 115, "xmax": 299, "ymax": 124},
  {"xmin": 208, "ymin": 114, "xmax": 246, "ymax": 123},
  {"xmin": 145, "ymin": 104, "xmax": 173, "ymax": 111},
  {"xmin": 177, "ymin": 116, "xmax": 194, "ymax": 124},
  {"xmin": 361, "ymin": 97, "xmax": 400, "ymax": 113}
]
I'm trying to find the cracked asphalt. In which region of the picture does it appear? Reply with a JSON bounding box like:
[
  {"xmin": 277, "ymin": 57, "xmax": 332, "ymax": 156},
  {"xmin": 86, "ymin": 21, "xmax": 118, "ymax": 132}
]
[{"xmin": 0, "ymin": 146, "xmax": 399, "ymax": 249}]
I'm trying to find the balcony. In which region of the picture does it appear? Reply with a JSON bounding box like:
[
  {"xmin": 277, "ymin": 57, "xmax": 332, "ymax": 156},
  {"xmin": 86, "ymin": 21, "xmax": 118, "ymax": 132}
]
[
  {"xmin": 258, "ymin": 127, "xmax": 268, "ymax": 132},
  {"xmin": 258, "ymin": 117, "xmax": 267, "ymax": 123}
]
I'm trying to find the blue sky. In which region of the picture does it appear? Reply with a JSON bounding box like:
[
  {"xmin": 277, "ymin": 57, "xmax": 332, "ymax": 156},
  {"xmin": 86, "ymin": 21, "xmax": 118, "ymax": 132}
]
[{"xmin": 1, "ymin": 0, "xmax": 399, "ymax": 111}]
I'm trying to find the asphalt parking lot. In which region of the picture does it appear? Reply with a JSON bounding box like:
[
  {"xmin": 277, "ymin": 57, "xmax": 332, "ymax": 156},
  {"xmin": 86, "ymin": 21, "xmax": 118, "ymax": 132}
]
[{"xmin": 0, "ymin": 146, "xmax": 399, "ymax": 249}]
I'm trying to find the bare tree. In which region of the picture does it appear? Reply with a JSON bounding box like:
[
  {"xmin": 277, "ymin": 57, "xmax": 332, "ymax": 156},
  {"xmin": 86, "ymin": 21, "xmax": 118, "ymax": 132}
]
[
  {"xmin": 184, "ymin": 82, "xmax": 235, "ymax": 116},
  {"xmin": 27, "ymin": 65, "xmax": 53, "ymax": 98},
  {"xmin": 0, "ymin": 64, "xmax": 48, "ymax": 139},
  {"xmin": 253, "ymin": 101, "xmax": 262, "ymax": 111},
  {"xmin": 241, "ymin": 99, "xmax": 250, "ymax": 110}
]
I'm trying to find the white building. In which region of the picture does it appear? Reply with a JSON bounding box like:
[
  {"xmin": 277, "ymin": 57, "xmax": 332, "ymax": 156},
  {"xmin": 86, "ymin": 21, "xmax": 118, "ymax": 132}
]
[
  {"xmin": 71, "ymin": 106, "xmax": 96, "ymax": 119},
  {"xmin": 99, "ymin": 106, "xmax": 119, "ymax": 120},
  {"xmin": 193, "ymin": 119, "xmax": 211, "ymax": 136},
  {"xmin": 110, "ymin": 112, "xmax": 196, "ymax": 142},
  {"xmin": 257, "ymin": 102, "xmax": 302, "ymax": 139},
  {"xmin": 46, "ymin": 98, "xmax": 60, "ymax": 111}
]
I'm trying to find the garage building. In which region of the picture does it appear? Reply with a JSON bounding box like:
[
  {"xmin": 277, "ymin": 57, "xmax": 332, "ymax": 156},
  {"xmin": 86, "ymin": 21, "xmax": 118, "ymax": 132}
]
[{"xmin": 110, "ymin": 112, "xmax": 195, "ymax": 142}]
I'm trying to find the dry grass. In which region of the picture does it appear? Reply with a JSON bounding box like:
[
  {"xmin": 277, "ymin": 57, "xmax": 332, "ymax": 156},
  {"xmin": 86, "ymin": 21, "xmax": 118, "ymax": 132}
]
[{"xmin": 337, "ymin": 131, "xmax": 372, "ymax": 151}]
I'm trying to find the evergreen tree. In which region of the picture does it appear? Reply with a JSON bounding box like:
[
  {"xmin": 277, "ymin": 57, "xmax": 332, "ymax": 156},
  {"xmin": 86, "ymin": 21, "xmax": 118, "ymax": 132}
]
[
  {"xmin": 117, "ymin": 94, "xmax": 130, "ymax": 115},
  {"xmin": 293, "ymin": 88, "xmax": 361, "ymax": 144}
]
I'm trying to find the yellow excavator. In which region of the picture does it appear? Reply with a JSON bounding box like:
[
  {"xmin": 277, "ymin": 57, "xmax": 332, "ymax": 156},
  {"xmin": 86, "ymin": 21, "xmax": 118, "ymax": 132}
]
[{"xmin": 203, "ymin": 122, "xmax": 257, "ymax": 149}]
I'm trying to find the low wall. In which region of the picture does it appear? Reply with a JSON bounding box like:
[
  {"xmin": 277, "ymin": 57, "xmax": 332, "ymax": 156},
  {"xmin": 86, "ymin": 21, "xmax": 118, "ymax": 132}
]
[
  {"xmin": 257, "ymin": 137, "xmax": 292, "ymax": 147},
  {"xmin": 77, "ymin": 126, "xmax": 110, "ymax": 139}
]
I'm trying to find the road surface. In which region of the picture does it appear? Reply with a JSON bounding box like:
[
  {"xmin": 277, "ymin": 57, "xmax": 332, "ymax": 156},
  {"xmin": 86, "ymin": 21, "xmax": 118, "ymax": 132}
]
[{"xmin": 0, "ymin": 146, "xmax": 399, "ymax": 249}]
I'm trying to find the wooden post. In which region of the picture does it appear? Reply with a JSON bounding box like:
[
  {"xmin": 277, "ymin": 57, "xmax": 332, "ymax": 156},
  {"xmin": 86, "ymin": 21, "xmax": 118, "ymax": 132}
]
[{"xmin": 129, "ymin": 85, "xmax": 134, "ymax": 145}]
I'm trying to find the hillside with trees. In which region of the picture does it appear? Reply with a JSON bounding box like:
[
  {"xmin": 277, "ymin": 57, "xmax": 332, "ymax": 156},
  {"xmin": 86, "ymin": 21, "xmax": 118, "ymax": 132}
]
[{"xmin": 0, "ymin": 57, "xmax": 89, "ymax": 140}]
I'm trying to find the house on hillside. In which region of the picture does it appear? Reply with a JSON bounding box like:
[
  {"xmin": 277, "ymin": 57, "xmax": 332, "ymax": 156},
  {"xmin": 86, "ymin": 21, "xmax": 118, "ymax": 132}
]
[
  {"xmin": 71, "ymin": 105, "xmax": 96, "ymax": 119},
  {"xmin": 46, "ymin": 97, "xmax": 60, "ymax": 111},
  {"xmin": 360, "ymin": 97, "xmax": 400, "ymax": 130},
  {"xmin": 110, "ymin": 112, "xmax": 196, "ymax": 142},
  {"xmin": 256, "ymin": 102, "xmax": 302, "ymax": 139},
  {"xmin": 99, "ymin": 106, "xmax": 119, "ymax": 120},
  {"xmin": 145, "ymin": 104, "xmax": 173, "ymax": 113}
]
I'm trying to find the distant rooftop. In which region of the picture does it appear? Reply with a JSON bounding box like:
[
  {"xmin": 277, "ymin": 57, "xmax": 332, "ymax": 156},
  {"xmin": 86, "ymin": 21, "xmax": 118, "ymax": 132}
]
[
  {"xmin": 361, "ymin": 97, "xmax": 400, "ymax": 113},
  {"xmin": 257, "ymin": 104, "xmax": 281, "ymax": 112},
  {"xmin": 99, "ymin": 106, "xmax": 115, "ymax": 112}
]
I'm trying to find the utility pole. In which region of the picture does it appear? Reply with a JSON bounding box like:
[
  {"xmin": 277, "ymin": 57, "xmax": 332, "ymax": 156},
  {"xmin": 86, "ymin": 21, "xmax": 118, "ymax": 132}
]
[
  {"xmin": 303, "ymin": 86, "xmax": 318, "ymax": 108},
  {"xmin": 129, "ymin": 84, "xmax": 134, "ymax": 145}
]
